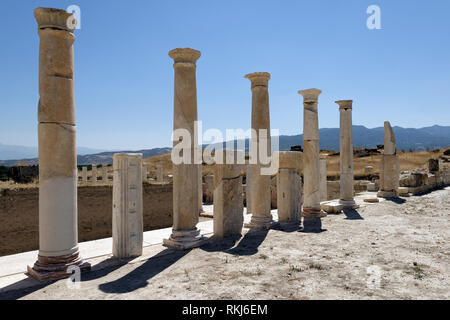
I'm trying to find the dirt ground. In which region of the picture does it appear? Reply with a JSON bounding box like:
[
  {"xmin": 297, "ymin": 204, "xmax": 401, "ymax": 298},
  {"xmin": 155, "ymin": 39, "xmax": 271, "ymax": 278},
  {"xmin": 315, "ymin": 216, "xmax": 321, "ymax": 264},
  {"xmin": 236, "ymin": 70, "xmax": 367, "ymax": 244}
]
[{"xmin": 1, "ymin": 187, "xmax": 449, "ymax": 300}]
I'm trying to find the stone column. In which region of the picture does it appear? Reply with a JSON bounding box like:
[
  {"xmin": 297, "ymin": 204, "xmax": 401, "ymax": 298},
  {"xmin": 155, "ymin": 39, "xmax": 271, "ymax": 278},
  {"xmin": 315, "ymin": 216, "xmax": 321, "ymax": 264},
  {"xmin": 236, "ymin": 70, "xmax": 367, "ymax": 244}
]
[
  {"xmin": 198, "ymin": 158, "xmax": 204, "ymax": 213},
  {"xmin": 81, "ymin": 166, "xmax": 87, "ymax": 182},
  {"xmin": 163, "ymin": 48, "xmax": 206, "ymax": 250},
  {"xmin": 275, "ymin": 151, "xmax": 302, "ymax": 226},
  {"xmin": 213, "ymin": 150, "xmax": 244, "ymax": 238},
  {"xmin": 156, "ymin": 164, "xmax": 163, "ymax": 182},
  {"xmin": 142, "ymin": 164, "xmax": 147, "ymax": 182},
  {"xmin": 102, "ymin": 163, "xmax": 108, "ymax": 182},
  {"xmin": 298, "ymin": 89, "xmax": 326, "ymax": 232},
  {"xmin": 245, "ymin": 164, "xmax": 253, "ymax": 214},
  {"xmin": 319, "ymin": 158, "xmax": 327, "ymax": 202},
  {"xmin": 377, "ymin": 121, "xmax": 399, "ymax": 198},
  {"xmin": 28, "ymin": 7, "xmax": 90, "ymax": 281},
  {"xmin": 336, "ymin": 100, "xmax": 358, "ymax": 209},
  {"xmin": 112, "ymin": 153, "xmax": 143, "ymax": 258},
  {"xmin": 244, "ymin": 72, "xmax": 277, "ymax": 230},
  {"xmin": 92, "ymin": 164, "xmax": 97, "ymax": 182}
]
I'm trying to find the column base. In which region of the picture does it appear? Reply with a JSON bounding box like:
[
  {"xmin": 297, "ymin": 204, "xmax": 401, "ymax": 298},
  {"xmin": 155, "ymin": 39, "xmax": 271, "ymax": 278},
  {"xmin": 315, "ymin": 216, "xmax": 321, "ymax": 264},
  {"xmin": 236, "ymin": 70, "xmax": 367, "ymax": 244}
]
[
  {"xmin": 163, "ymin": 228, "xmax": 208, "ymax": 250},
  {"xmin": 244, "ymin": 215, "xmax": 279, "ymax": 230},
  {"xmin": 27, "ymin": 251, "xmax": 91, "ymax": 282},
  {"xmin": 302, "ymin": 207, "xmax": 327, "ymax": 219},
  {"xmin": 377, "ymin": 190, "xmax": 397, "ymax": 198},
  {"xmin": 338, "ymin": 199, "xmax": 359, "ymax": 209}
]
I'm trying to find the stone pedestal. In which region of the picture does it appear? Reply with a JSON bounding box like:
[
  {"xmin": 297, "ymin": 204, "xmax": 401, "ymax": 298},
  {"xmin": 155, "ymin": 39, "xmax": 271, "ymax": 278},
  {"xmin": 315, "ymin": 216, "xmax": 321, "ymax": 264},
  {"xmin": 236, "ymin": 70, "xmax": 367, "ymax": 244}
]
[
  {"xmin": 81, "ymin": 166, "xmax": 87, "ymax": 182},
  {"xmin": 213, "ymin": 150, "xmax": 244, "ymax": 238},
  {"xmin": 28, "ymin": 7, "xmax": 90, "ymax": 281},
  {"xmin": 336, "ymin": 100, "xmax": 357, "ymax": 209},
  {"xmin": 275, "ymin": 151, "xmax": 302, "ymax": 226},
  {"xmin": 243, "ymin": 72, "xmax": 277, "ymax": 230},
  {"xmin": 163, "ymin": 48, "xmax": 207, "ymax": 250},
  {"xmin": 319, "ymin": 158, "xmax": 327, "ymax": 202},
  {"xmin": 298, "ymin": 89, "xmax": 326, "ymax": 232},
  {"xmin": 102, "ymin": 163, "xmax": 108, "ymax": 182},
  {"xmin": 112, "ymin": 153, "xmax": 143, "ymax": 258},
  {"xmin": 92, "ymin": 164, "xmax": 97, "ymax": 182}
]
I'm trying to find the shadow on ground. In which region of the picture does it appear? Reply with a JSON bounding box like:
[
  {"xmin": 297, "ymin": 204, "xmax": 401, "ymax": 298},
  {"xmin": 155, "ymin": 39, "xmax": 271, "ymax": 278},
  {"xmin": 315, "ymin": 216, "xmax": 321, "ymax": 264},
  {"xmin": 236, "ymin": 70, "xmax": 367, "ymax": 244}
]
[{"xmin": 343, "ymin": 209, "xmax": 364, "ymax": 220}]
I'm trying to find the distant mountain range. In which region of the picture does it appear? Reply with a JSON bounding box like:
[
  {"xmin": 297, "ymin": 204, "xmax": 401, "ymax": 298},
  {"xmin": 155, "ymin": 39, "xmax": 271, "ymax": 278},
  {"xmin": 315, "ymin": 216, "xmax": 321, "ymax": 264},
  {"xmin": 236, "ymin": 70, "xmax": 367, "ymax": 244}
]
[{"xmin": 0, "ymin": 125, "xmax": 448, "ymax": 167}]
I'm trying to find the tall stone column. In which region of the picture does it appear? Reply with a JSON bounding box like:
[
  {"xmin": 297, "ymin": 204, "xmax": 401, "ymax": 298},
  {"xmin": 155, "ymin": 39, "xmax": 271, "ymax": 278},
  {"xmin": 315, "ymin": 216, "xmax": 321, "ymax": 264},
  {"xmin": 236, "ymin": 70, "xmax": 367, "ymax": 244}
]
[
  {"xmin": 156, "ymin": 164, "xmax": 163, "ymax": 182},
  {"xmin": 81, "ymin": 166, "xmax": 87, "ymax": 182},
  {"xmin": 102, "ymin": 163, "xmax": 108, "ymax": 182},
  {"xmin": 198, "ymin": 156, "xmax": 204, "ymax": 213},
  {"xmin": 92, "ymin": 164, "xmax": 97, "ymax": 182},
  {"xmin": 336, "ymin": 100, "xmax": 358, "ymax": 209},
  {"xmin": 142, "ymin": 164, "xmax": 147, "ymax": 182},
  {"xmin": 244, "ymin": 72, "xmax": 278, "ymax": 230},
  {"xmin": 319, "ymin": 158, "xmax": 327, "ymax": 202},
  {"xmin": 112, "ymin": 153, "xmax": 143, "ymax": 258},
  {"xmin": 28, "ymin": 7, "xmax": 90, "ymax": 281},
  {"xmin": 377, "ymin": 121, "xmax": 400, "ymax": 198},
  {"xmin": 163, "ymin": 48, "xmax": 206, "ymax": 250},
  {"xmin": 275, "ymin": 151, "xmax": 302, "ymax": 226},
  {"xmin": 213, "ymin": 150, "xmax": 244, "ymax": 238},
  {"xmin": 298, "ymin": 89, "xmax": 326, "ymax": 232}
]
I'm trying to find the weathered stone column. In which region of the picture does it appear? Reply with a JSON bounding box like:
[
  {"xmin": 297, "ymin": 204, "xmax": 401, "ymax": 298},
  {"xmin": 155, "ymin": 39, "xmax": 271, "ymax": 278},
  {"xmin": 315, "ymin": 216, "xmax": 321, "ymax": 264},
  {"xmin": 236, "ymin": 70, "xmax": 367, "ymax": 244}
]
[
  {"xmin": 213, "ymin": 150, "xmax": 244, "ymax": 238},
  {"xmin": 245, "ymin": 164, "xmax": 253, "ymax": 214},
  {"xmin": 377, "ymin": 121, "xmax": 400, "ymax": 198},
  {"xmin": 336, "ymin": 100, "xmax": 358, "ymax": 209},
  {"xmin": 92, "ymin": 164, "xmax": 97, "ymax": 182},
  {"xmin": 28, "ymin": 7, "xmax": 90, "ymax": 281},
  {"xmin": 81, "ymin": 166, "xmax": 87, "ymax": 182},
  {"xmin": 112, "ymin": 153, "xmax": 143, "ymax": 258},
  {"xmin": 319, "ymin": 158, "xmax": 327, "ymax": 202},
  {"xmin": 142, "ymin": 164, "xmax": 147, "ymax": 182},
  {"xmin": 198, "ymin": 157, "xmax": 204, "ymax": 213},
  {"xmin": 163, "ymin": 48, "xmax": 206, "ymax": 250},
  {"xmin": 244, "ymin": 72, "xmax": 278, "ymax": 230},
  {"xmin": 156, "ymin": 164, "xmax": 163, "ymax": 182},
  {"xmin": 275, "ymin": 151, "xmax": 302, "ymax": 226},
  {"xmin": 102, "ymin": 163, "xmax": 108, "ymax": 182},
  {"xmin": 298, "ymin": 89, "xmax": 326, "ymax": 232}
]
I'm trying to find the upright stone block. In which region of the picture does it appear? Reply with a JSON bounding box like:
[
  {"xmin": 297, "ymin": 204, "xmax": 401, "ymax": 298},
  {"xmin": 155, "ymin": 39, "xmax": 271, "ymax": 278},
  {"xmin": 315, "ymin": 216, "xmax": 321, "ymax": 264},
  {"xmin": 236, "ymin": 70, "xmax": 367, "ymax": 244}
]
[
  {"xmin": 102, "ymin": 163, "xmax": 108, "ymax": 182},
  {"xmin": 213, "ymin": 150, "xmax": 244, "ymax": 238},
  {"xmin": 142, "ymin": 164, "xmax": 147, "ymax": 182},
  {"xmin": 92, "ymin": 164, "xmax": 97, "ymax": 182},
  {"xmin": 298, "ymin": 89, "xmax": 326, "ymax": 232},
  {"xmin": 81, "ymin": 166, "xmax": 87, "ymax": 182},
  {"xmin": 28, "ymin": 7, "xmax": 90, "ymax": 281},
  {"xmin": 156, "ymin": 164, "xmax": 163, "ymax": 182},
  {"xmin": 244, "ymin": 72, "xmax": 278, "ymax": 230},
  {"xmin": 378, "ymin": 121, "xmax": 400, "ymax": 198},
  {"xmin": 164, "ymin": 48, "xmax": 206, "ymax": 250},
  {"xmin": 274, "ymin": 151, "xmax": 302, "ymax": 225},
  {"xmin": 428, "ymin": 159, "xmax": 439, "ymax": 173},
  {"xmin": 112, "ymin": 153, "xmax": 143, "ymax": 258}
]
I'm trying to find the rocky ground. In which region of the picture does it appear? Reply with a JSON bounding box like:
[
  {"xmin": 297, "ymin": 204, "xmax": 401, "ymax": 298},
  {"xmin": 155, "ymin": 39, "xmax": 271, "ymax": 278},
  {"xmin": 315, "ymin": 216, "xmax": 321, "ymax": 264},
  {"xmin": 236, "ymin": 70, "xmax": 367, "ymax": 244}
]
[{"xmin": 1, "ymin": 187, "xmax": 449, "ymax": 300}]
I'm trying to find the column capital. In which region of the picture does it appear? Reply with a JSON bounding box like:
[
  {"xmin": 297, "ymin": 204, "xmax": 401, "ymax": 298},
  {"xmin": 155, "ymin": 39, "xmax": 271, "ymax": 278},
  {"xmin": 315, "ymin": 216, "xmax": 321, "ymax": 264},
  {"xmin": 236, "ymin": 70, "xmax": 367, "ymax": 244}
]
[
  {"xmin": 169, "ymin": 48, "xmax": 201, "ymax": 64},
  {"xmin": 34, "ymin": 7, "xmax": 76, "ymax": 32},
  {"xmin": 335, "ymin": 100, "xmax": 353, "ymax": 110},
  {"xmin": 244, "ymin": 72, "xmax": 271, "ymax": 88},
  {"xmin": 298, "ymin": 88, "xmax": 322, "ymax": 103}
]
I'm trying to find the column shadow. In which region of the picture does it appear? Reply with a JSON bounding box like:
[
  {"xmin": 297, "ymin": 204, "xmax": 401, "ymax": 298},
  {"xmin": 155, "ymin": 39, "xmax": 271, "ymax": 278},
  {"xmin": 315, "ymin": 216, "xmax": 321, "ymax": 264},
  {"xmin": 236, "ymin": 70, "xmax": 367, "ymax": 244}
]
[
  {"xmin": 384, "ymin": 197, "xmax": 406, "ymax": 204},
  {"xmin": 97, "ymin": 248, "xmax": 190, "ymax": 294},
  {"xmin": 200, "ymin": 229, "xmax": 269, "ymax": 256},
  {"xmin": 0, "ymin": 278, "xmax": 51, "ymax": 300},
  {"xmin": 343, "ymin": 209, "xmax": 364, "ymax": 220}
]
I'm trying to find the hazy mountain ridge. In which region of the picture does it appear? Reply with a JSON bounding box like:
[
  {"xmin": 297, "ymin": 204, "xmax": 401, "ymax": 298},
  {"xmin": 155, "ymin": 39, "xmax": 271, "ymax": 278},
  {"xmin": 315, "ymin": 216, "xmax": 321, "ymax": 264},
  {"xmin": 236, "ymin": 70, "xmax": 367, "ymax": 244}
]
[{"xmin": 0, "ymin": 125, "xmax": 448, "ymax": 166}]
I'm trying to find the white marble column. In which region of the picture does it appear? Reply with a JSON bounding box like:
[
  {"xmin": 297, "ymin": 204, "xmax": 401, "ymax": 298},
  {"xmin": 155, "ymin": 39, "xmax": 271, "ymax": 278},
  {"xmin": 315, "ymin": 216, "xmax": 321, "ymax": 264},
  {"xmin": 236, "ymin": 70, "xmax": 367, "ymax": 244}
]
[
  {"xmin": 112, "ymin": 153, "xmax": 143, "ymax": 258},
  {"xmin": 298, "ymin": 89, "xmax": 326, "ymax": 232},
  {"xmin": 92, "ymin": 164, "xmax": 97, "ymax": 182},
  {"xmin": 319, "ymin": 158, "xmax": 327, "ymax": 202},
  {"xmin": 102, "ymin": 163, "xmax": 108, "ymax": 182},
  {"xmin": 275, "ymin": 151, "xmax": 302, "ymax": 226},
  {"xmin": 81, "ymin": 166, "xmax": 88, "ymax": 182},
  {"xmin": 378, "ymin": 121, "xmax": 400, "ymax": 198},
  {"xmin": 28, "ymin": 7, "xmax": 90, "ymax": 281},
  {"xmin": 244, "ymin": 72, "xmax": 278, "ymax": 230},
  {"xmin": 336, "ymin": 100, "xmax": 358, "ymax": 209},
  {"xmin": 213, "ymin": 150, "xmax": 244, "ymax": 238},
  {"xmin": 163, "ymin": 48, "xmax": 206, "ymax": 250}
]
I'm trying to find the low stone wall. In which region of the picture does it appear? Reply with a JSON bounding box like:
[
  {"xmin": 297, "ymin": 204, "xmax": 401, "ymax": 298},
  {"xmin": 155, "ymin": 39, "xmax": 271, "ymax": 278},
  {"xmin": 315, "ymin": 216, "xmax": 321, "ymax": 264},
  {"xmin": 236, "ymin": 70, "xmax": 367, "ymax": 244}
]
[
  {"xmin": 403, "ymin": 170, "xmax": 450, "ymax": 195},
  {"xmin": 0, "ymin": 183, "xmax": 173, "ymax": 256}
]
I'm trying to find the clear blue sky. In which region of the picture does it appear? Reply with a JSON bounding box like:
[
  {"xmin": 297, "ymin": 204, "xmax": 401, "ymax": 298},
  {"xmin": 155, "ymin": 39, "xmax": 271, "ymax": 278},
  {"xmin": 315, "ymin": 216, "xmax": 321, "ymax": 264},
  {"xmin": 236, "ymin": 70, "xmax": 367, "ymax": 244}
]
[{"xmin": 0, "ymin": 0, "xmax": 449, "ymax": 150}]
